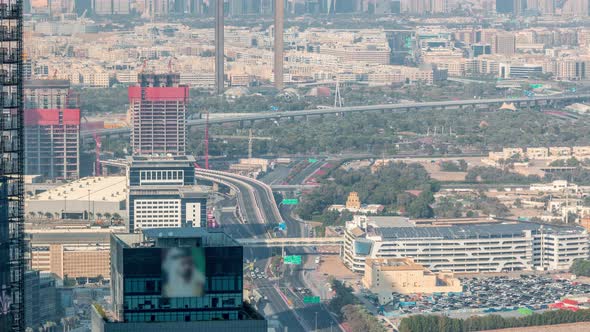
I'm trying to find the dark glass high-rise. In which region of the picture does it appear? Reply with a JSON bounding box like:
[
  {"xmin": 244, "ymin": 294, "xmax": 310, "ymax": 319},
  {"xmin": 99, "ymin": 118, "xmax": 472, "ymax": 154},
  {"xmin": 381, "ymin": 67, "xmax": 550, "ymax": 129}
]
[{"xmin": 0, "ymin": 0, "xmax": 24, "ymax": 329}]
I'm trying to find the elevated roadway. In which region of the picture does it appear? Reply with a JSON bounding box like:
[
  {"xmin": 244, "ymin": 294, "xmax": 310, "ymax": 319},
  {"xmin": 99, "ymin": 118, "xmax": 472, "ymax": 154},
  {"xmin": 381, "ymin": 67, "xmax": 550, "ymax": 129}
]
[
  {"xmin": 81, "ymin": 94, "xmax": 590, "ymax": 140},
  {"xmin": 237, "ymin": 237, "xmax": 343, "ymax": 247}
]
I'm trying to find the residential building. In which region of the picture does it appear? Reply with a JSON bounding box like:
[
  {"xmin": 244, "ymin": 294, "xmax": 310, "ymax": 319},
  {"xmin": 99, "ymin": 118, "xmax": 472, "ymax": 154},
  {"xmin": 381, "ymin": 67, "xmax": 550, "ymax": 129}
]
[
  {"xmin": 24, "ymin": 79, "xmax": 80, "ymax": 180},
  {"xmin": 91, "ymin": 228, "xmax": 267, "ymax": 332},
  {"xmin": 129, "ymin": 73, "xmax": 188, "ymax": 156},
  {"xmin": 343, "ymin": 216, "xmax": 589, "ymax": 273}
]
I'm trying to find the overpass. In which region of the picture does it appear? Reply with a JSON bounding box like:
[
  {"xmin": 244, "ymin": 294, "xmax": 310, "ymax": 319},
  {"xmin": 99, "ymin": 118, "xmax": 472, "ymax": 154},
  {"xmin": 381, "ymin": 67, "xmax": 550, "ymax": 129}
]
[
  {"xmin": 194, "ymin": 168, "xmax": 283, "ymax": 225},
  {"xmin": 80, "ymin": 94, "xmax": 590, "ymax": 140},
  {"xmin": 236, "ymin": 237, "xmax": 344, "ymax": 247},
  {"xmin": 271, "ymin": 184, "xmax": 319, "ymax": 190}
]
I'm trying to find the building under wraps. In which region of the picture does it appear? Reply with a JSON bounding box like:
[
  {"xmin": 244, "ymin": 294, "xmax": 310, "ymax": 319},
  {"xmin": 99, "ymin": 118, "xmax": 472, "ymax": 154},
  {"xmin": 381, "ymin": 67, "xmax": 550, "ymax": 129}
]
[
  {"xmin": 129, "ymin": 73, "xmax": 188, "ymax": 157},
  {"xmin": 24, "ymin": 79, "xmax": 80, "ymax": 180}
]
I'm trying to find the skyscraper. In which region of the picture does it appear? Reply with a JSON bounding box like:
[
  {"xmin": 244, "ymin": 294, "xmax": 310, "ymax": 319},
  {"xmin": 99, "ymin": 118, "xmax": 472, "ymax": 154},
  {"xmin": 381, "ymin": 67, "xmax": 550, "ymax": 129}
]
[
  {"xmin": 91, "ymin": 228, "xmax": 267, "ymax": 332},
  {"xmin": 0, "ymin": 0, "xmax": 25, "ymax": 329},
  {"xmin": 129, "ymin": 73, "xmax": 188, "ymax": 156},
  {"xmin": 24, "ymin": 80, "xmax": 80, "ymax": 180},
  {"xmin": 274, "ymin": 0, "xmax": 284, "ymax": 89}
]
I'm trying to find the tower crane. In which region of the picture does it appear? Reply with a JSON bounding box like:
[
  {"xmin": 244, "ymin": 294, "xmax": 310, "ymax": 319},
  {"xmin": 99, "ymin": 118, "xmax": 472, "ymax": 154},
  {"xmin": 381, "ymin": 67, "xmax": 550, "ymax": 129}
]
[{"xmin": 211, "ymin": 129, "xmax": 272, "ymax": 159}]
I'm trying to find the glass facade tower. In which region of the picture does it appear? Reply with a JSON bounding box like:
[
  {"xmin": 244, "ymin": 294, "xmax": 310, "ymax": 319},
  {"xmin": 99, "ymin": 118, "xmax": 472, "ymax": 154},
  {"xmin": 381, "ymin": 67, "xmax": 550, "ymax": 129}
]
[{"xmin": 0, "ymin": 0, "xmax": 24, "ymax": 330}]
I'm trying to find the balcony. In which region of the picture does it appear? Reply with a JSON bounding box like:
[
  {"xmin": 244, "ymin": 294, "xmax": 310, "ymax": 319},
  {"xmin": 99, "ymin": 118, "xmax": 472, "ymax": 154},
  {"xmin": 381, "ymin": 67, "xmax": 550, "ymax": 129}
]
[
  {"xmin": 0, "ymin": 4, "xmax": 19, "ymax": 19},
  {"xmin": 0, "ymin": 27, "xmax": 18, "ymax": 42},
  {"xmin": 0, "ymin": 157, "xmax": 19, "ymax": 174},
  {"xmin": 0, "ymin": 49, "xmax": 18, "ymax": 63}
]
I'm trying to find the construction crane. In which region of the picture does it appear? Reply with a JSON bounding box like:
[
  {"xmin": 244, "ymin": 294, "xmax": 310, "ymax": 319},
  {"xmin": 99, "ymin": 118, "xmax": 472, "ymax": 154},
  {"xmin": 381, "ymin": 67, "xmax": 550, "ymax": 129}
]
[{"xmin": 211, "ymin": 129, "xmax": 272, "ymax": 159}]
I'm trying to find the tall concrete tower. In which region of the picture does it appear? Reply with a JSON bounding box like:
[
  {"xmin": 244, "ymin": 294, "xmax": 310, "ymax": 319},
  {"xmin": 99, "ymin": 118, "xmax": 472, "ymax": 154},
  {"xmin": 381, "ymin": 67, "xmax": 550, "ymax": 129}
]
[
  {"xmin": 215, "ymin": 0, "xmax": 224, "ymax": 94},
  {"xmin": 274, "ymin": 0, "xmax": 284, "ymax": 90}
]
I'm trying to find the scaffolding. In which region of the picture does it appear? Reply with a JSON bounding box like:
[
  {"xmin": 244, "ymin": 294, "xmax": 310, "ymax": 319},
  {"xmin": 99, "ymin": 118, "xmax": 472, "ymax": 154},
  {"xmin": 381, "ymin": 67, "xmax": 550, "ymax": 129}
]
[{"xmin": 0, "ymin": 0, "xmax": 24, "ymax": 330}]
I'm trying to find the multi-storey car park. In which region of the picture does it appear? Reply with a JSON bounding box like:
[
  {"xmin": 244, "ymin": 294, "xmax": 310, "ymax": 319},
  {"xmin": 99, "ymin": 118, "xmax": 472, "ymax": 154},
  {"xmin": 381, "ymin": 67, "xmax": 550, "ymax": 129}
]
[{"xmin": 343, "ymin": 216, "xmax": 589, "ymax": 274}]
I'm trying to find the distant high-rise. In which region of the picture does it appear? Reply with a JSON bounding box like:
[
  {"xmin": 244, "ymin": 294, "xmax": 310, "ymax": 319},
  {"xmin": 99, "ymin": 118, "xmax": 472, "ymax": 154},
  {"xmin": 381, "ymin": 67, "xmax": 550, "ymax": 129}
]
[
  {"xmin": 93, "ymin": 0, "xmax": 130, "ymax": 15},
  {"xmin": 496, "ymin": 0, "xmax": 525, "ymax": 15},
  {"xmin": 129, "ymin": 73, "xmax": 188, "ymax": 156},
  {"xmin": 91, "ymin": 228, "xmax": 267, "ymax": 332},
  {"xmin": 274, "ymin": 0, "xmax": 284, "ymax": 89},
  {"xmin": 561, "ymin": 0, "xmax": 589, "ymax": 16},
  {"xmin": 215, "ymin": 0, "xmax": 224, "ymax": 94},
  {"xmin": 24, "ymin": 80, "xmax": 80, "ymax": 180},
  {"xmin": 0, "ymin": 0, "xmax": 25, "ymax": 329},
  {"xmin": 494, "ymin": 32, "xmax": 516, "ymax": 56}
]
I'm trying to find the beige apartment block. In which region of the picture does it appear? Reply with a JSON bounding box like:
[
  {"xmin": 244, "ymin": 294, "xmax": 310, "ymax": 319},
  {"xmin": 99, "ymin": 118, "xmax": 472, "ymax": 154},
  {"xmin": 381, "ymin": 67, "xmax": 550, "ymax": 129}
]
[
  {"xmin": 503, "ymin": 148, "xmax": 524, "ymax": 158},
  {"xmin": 31, "ymin": 244, "xmax": 110, "ymax": 280},
  {"xmin": 573, "ymin": 146, "xmax": 590, "ymax": 158},
  {"xmin": 526, "ymin": 147, "xmax": 549, "ymax": 159},
  {"xmin": 362, "ymin": 258, "xmax": 462, "ymax": 304},
  {"xmin": 549, "ymin": 147, "xmax": 572, "ymax": 157}
]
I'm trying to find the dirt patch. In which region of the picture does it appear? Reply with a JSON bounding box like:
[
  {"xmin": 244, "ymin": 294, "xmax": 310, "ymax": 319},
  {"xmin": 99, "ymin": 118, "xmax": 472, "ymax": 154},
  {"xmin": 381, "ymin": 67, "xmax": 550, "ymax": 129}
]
[
  {"xmin": 317, "ymin": 255, "xmax": 357, "ymax": 280},
  {"xmin": 483, "ymin": 322, "xmax": 590, "ymax": 331}
]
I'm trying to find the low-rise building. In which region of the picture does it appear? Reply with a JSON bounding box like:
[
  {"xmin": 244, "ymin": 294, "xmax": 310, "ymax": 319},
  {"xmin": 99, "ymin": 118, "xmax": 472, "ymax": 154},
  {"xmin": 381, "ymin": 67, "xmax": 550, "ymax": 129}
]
[
  {"xmin": 28, "ymin": 230, "xmax": 110, "ymax": 279},
  {"xmin": 25, "ymin": 176, "xmax": 127, "ymax": 220},
  {"xmin": 362, "ymin": 258, "xmax": 462, "ymax": 304}
]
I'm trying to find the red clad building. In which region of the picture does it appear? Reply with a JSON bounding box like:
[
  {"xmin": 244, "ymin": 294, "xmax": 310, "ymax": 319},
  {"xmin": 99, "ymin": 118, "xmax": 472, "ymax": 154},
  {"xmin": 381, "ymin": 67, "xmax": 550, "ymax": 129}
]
[
  {"xmin": 129, "ymin": 73, "xmax": 189, "ymax": 156},
  {"xmin": 24, "ymin": 80, "xmax": 80, "ymax": 179}
]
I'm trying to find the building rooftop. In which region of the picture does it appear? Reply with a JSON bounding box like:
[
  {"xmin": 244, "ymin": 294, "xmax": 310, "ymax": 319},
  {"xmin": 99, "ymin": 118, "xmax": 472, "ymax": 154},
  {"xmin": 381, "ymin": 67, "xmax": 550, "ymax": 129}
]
[
  {"xmin": 30, "ymin": 176, "xmax": 127, "ymax": 202},
  {"xmin": 114, "ymin": 227, "xmax": 240, "ymax": 248},
  {"xmin": 127, "ymin": 155, "xmax": 196, "ymax": 168},
  {"xmin": 128, "ymin": 185, "xmax": 208, "ymax": 197},
  {"xmin": 24, "ymin": 79, "xmax": 70, "ymax": 89},
  {"xmin": 373, "ymin": 222, "xmax": 586, "ymax": 240},
  {"xmin": 366, "ymin": 257, "xmax": 425, "ymax": 271},
  {"xmin": 27, "ymin": 232, "xmax": 111, "ymax": 244}
]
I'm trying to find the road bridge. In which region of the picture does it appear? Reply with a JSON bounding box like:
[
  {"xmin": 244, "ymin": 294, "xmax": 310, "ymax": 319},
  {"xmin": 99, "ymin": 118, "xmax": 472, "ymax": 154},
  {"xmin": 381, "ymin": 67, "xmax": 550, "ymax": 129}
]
[
  {"xmin": 236, "ymin": 237, "xmax": 344, "ymax": 247},
  {"xmin": 80, "ymin": 94, "xmax": 590, "ymax": 141}
]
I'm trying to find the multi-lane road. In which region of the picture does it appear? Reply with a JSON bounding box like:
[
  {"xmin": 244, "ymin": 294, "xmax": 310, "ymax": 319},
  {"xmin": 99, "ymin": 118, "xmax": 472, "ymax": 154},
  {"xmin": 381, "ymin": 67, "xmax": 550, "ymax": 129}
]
[{"xmin": 197, "ymin": 166, "xmax": 341, "ymax": 331}]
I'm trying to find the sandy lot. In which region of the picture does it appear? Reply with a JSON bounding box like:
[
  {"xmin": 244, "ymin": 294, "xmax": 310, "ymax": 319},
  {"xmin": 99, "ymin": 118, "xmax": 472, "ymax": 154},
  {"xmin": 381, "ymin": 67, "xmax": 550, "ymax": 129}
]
[
  {"xmin": 484, "ymin": 322, "xmax": 590, "ymax": 331},
  {"xmin": 317, "ymin": 255, "xmax": 357, "ymax": 281}
]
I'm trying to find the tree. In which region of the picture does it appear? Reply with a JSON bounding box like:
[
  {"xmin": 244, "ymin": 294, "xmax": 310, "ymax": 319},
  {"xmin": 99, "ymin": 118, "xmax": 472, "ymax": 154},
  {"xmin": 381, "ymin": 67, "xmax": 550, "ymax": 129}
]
[
  {"xmin": 63, "ymin": 274, "xmax": 76, "ymax": 287},
  {"xmin": 44, "ymin": 212, "xmax": 53, "ymax": 219}
]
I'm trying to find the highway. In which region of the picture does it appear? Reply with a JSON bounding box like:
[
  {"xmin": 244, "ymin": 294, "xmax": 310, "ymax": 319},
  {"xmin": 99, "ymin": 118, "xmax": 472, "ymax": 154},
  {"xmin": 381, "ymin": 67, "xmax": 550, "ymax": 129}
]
[
  {"xmin": 195, "ymin": 169, "xmax": 308, "ymax": 331},
  {"xmin": 199, "ymin": 168, "xmax": 342, "ymax": 331},
  {"xmin": 80, "ymin": 94, "xmax": 590, "ymax": 140}
]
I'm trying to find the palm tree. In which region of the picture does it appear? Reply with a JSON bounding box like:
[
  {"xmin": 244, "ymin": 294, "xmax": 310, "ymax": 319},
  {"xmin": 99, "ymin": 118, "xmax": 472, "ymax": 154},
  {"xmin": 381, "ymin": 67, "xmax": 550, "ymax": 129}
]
[
  {"xmin": 44, "ymin": 212, "xmax": 53, "ymax": 219},
  {"xmin": 96, "ymin": 213, "xmax": 103, "ymax": 220},
  {"xmin": 112, "ymin": 212, "xmax": 121, "ymax": 220},
  {"xmin": 104, "ymin": 212, "xmax": 112, "ymax": 220}
]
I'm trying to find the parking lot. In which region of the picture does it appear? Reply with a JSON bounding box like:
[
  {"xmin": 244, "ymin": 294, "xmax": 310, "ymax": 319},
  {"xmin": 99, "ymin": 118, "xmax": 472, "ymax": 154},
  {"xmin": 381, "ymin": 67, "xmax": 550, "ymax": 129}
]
[{"xmin": 375, "ymin": 275, "xmax": 590, "ymax": 316}]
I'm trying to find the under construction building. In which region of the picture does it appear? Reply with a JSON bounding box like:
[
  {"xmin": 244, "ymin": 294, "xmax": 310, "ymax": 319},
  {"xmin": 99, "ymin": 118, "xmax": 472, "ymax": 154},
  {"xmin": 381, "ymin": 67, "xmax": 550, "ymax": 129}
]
[
  {"xmin": 0, "ymin": 0, "xmax": 25, "ymax": 329},
  {"xmin": 24, "ymin": 79, "xmax": 80, "ymax": 180},
  {"xmin": 129, "ymin": 73, "xmax": 188, "ymax": 156}
]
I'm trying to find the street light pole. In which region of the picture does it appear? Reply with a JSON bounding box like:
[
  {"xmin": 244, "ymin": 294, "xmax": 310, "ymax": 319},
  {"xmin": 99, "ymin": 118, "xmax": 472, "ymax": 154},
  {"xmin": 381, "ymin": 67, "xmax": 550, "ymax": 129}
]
[{"xmin": 315, "ymin": 312, "xmax": 318, "ymax": 331}]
